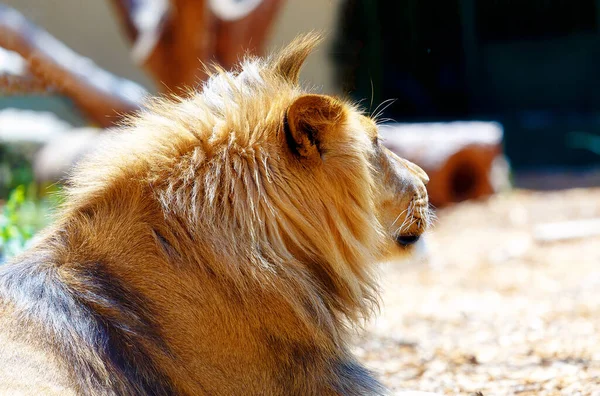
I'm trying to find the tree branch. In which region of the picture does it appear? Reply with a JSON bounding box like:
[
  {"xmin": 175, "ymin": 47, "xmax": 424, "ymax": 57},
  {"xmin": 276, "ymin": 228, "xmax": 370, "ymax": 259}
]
[
  {"xmin": 109, "ymin": 0, "xmax": 284, "ymax": 92},
  {"xmin": 0, "ymin": 4, "xmax": 147, "ymax": 127}
]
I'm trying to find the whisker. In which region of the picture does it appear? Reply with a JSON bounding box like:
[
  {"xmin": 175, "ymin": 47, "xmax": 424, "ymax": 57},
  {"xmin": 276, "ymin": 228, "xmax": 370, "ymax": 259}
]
[
  {"xmin": 370, "ymin": 98, "xmax": 396, "ymax": 120},
  {"xmin": 372, "ymin": 98, "xmax": 397, "ymax": 121},
  {"xmin": 395, "ymin": 203, "xmax": 413, "ymax": 235},
  {"xmin": 375, "ymin": 117, "xmax": 396, "ymax": 125},
  {"xmin": 391, "ymin": 207, "xmax": 409, "ymax": 228},
  {"xmin": 409, "ymin": 217, "xmax": 418, "ymax": 231},
  {"xmin": 401, "ymin": 217, "xmax": 417, "ymax": 234},
  {"xmin": 427, "ymin": 204, "xmax": 438, "ymax": 227}
]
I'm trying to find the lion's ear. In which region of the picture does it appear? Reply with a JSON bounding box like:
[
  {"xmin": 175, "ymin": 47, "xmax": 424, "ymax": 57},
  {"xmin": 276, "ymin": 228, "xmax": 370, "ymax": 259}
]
[
  {"xmin": 284, "ymin": 94, "xmax": 346, "ymax": 161},
  {"xmin": 272, "ymin": 33, "xmax": 322, "ymax": 83}
]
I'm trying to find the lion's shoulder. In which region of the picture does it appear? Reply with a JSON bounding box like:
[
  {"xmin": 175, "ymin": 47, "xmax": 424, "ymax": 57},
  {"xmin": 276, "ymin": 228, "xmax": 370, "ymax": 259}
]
[{"xmin": 0, "ymin": 248, "xmax": 177, "ymax": 396}]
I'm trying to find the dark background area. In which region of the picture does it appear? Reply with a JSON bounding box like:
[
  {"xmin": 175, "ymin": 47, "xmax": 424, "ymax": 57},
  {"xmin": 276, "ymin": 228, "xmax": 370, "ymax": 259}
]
[{"xmin": 332, "ymin": 0, "xmax": 600, "ymax": 171}]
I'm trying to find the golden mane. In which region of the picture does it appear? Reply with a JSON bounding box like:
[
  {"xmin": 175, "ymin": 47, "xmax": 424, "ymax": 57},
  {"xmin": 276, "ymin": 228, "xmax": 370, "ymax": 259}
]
[{"xmin": 60, "ymin": 33, "xmax": 382, "ymax": 330}]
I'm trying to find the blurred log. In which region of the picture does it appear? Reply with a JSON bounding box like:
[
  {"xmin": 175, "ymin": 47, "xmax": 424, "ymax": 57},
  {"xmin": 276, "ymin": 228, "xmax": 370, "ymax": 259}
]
[
  {"xmin": 380, "ymin": 122, "xmax": 507, "ymax": 208},
  {"xmin": 109, "ymin": 0, "xmax": 284, "ymax": 91},
  {"xmin": 0, "ymin": 73, "xmax": 56, "ymax": 95},
  {"xmin": 213, "ymin": 0, "xmax": 284, "ymax": 69},
  {"xmin": 0, "ymin": 46, "xmax": 55, "ymax": 94},
  {"xmin": 0, "ymin": 4, "xmax": 147, "ymax": 127},
  {"xmin": 109, "ymin": 0, "xmax": 213, "ymax": 92}
]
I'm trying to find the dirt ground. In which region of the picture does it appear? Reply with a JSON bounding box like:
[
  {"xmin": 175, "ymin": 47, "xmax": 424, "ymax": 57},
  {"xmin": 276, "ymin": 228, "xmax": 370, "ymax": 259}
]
[{"xmin": 355, "ymin": 188, "xmax": 600, "ymax": 395}]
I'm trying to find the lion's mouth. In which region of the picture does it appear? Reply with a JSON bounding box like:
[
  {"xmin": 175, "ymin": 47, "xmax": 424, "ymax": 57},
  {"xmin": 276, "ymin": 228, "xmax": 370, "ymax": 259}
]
[
  {"xmin": 393, "ymin": 199, "xmax": 432, "ymax": 247},
  {"xmin": 395, "ymin": 234, "xmax": 421, "ymax": 246}
]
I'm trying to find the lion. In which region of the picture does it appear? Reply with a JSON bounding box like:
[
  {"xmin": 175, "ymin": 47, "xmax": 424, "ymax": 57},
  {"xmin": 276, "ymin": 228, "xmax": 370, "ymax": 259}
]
[{"xmin": 0, "ymin": 34, "xmax": 431, "ymax": 395}]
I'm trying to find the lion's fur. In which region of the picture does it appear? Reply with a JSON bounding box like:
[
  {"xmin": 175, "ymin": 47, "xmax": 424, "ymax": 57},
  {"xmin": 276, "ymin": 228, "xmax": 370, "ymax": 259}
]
[{"xmin": 0, "ymin": 34, "xmax": 430, "ymax": 395}]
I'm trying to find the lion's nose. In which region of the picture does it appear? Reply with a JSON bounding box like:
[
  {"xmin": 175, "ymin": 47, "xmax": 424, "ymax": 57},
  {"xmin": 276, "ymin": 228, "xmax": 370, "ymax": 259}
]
[{"xmin": 397, "ymin": 157, "xmax": 429, "ymax": 185}]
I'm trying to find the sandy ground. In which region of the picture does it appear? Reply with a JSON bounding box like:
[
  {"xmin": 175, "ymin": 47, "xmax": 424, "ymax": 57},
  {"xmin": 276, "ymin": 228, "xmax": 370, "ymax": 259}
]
[{"xmin": 356, "ymin": 188, "xmax": 600, "ymax": 395}]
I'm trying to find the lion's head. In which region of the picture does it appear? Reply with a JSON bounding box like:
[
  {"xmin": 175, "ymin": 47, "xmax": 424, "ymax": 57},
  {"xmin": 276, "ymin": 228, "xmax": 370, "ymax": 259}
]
[
  {"xmin": 280, "ymin": 81, "xmax": 432, "ymax": 262},
  {"xmin": 262, "ymin": 34, "xmax": 432, "ymax": 263}
]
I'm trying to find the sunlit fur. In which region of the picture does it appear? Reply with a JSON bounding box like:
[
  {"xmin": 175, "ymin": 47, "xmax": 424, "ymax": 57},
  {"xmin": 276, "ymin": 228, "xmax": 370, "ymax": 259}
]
[{"xmin": 0, "ymin": 34, "xmax": 431, "ymax": 395}]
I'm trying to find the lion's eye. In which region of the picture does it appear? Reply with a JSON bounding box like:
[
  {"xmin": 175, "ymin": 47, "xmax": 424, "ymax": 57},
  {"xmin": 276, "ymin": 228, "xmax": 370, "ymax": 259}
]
[{"xmin": 396, "ymin": 234, "xmax": 420, "ymax": 246}]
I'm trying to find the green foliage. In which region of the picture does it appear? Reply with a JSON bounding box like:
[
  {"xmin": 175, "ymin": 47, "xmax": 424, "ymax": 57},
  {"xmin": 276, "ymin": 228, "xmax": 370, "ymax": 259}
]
[
  {"xmin": 0, "ymin": 185, "xmax": 58, "ymax": 262},
  {"xmin": 0, "ymin": 144, "xmax": 37, "ymax": 199}
]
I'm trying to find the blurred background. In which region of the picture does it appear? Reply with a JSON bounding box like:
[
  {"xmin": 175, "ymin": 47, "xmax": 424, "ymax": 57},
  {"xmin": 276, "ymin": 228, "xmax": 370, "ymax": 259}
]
[{"xmin": 1, "ymin": 1, "xmax": 599, "ymax": 393}]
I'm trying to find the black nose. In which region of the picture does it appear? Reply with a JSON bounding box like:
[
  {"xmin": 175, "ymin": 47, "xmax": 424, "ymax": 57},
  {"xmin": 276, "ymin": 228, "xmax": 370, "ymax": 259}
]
[{"xmin": 396, "ymin": 234, "xmax": 420, "ymax": 246}]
